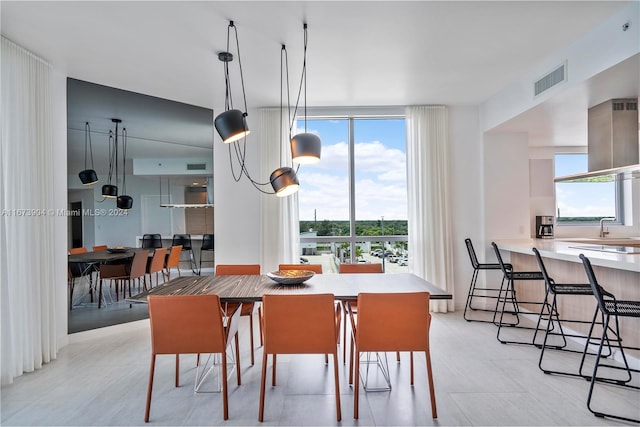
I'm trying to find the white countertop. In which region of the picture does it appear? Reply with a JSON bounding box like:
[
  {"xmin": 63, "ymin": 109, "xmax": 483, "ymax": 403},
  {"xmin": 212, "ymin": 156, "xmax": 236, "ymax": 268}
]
[{"xmin": 493, "ymin": 238, "xmax": 640, "ymax": 273}]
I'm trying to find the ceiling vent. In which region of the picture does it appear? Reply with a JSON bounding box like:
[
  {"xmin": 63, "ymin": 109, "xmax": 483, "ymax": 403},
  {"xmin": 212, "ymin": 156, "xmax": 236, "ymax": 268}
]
[{"xmin": 534, "ymin": 63, "xmax": 566, "ymax": 97}]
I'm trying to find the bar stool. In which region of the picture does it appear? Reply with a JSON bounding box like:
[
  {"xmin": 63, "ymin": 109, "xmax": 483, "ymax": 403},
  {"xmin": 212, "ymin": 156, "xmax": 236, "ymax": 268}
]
[
  {"xmin": 172, "ymin": 234, "xmax": 197, "ymax": 275},
  {"xmin": 579, "ymin": 254, "xmax": 640, "ymax": 424},
  {"xmin": 463, "ymin": 238, "xmax": 505, "ymax": 323},
  {"xmin": 532, "ymin": 248, "xmax": 608, "ymax": 378},
  {"xmin": 199, "ymin": 234, "xmax": 215, "ymax": 275},
  {"xmin": 142, "ymin": 234, "xmax": 163, "ymax": 249},
  {"xmin": 491, "ymin": 242, "xmax": 547, "ymax": 346}
]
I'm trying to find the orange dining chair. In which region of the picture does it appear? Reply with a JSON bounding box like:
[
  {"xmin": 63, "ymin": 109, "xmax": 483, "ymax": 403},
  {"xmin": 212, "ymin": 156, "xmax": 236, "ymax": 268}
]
[
  {"xmin": 215, "ymin": 264, "xmax": 261, "ymax": 365},
  {"xmin": 145, "ymin": 295, "xmax": 242, "ymax": 422},
  {"xmin": 163, "ymin": 245, "xmax": 182, "ymax": 281},
  {"xmin": 348, "ymin": 292, "xmax": 437, "ymax": 420},
  {"xmin": 146, "ymin": 247, "xmax": 167, "ymax": 289},
  {"xmin": 338, "ymin": 262, "xmax": 385, "ymax": 363},
  {"xmin": 68, "ymin": 247, "xmax": 88, "ymax": 254},
  {"xmin": 259, "ymin": 293, "xmax": 341, "ymax": 422},
  {"xmin": 92, "ymin": 245, "xmax": 108, "ymax": 251},
  {"xmin": 98, "ymin": 249, "xmax": 149, "ymax": 306},
  {"xmin": 278, "ymin": 263, "xmax": 323, "ymax": 274}
]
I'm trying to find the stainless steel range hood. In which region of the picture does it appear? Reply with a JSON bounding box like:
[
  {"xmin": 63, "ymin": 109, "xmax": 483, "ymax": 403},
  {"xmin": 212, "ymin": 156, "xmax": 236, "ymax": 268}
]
[{"xmin": 555, "ymin": 98, "xmax": 639, "ymax": 182}]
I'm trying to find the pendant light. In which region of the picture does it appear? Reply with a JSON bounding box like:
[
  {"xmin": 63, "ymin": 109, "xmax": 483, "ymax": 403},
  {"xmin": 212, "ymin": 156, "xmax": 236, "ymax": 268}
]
[
  {"xmin": 270, "ymin": 44, "xmax": 299, "ymax": 197},
  {"xmin": 78, "ymin": 122, "xmax": 99, "ymax": 185},
  {"xmin": 116, "ymin": 121, "xmax": 133, "ymax": 210},
  {"xmin": 291, "ymin": 24, "xmax": 321, "ymax": 164},
  {"xmin": 214, "ymin": 22, "xmax": 250, "ymax": 144},
  {"xmin": 101, "ymin": 120, "xmax": 119, "ymax": 198}
]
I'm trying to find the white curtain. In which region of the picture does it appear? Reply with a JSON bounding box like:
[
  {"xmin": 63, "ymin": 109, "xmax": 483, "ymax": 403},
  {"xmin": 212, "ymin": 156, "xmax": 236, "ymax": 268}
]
[
  {"xmin": 259, "ymin": 108, "xmax": 300, "ymax": 272},
  {"xmin": 1, "ymin": 37, "xmax": 57, "ymax": 384},
  {"xmin": 406, "ymin": 106, "xmax": 455, "ymax": 312}
]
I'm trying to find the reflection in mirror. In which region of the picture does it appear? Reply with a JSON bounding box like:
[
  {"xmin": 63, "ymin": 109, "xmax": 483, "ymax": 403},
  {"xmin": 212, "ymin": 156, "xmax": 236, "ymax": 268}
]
[{"xmin": 66, "ymin": 78, "xmax": 214, "ymax": 333}]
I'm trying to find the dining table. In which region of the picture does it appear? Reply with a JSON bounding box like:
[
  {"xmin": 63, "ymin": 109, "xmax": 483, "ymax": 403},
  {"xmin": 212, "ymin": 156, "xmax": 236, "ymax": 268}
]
[{"xmin": 127, "ymin": 272, "xmax": 452, "ymax": 303}]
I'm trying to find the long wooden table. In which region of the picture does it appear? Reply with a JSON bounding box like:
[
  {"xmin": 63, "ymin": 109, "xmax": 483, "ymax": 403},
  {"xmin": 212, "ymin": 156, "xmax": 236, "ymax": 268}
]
[{"xmin": 127, "ymin": 273, "xmax": 452, "ymax": 303}]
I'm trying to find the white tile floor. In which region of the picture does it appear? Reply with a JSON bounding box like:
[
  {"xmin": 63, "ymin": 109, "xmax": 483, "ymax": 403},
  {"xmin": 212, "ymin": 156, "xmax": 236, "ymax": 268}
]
[{"xmin": 2, "ymin": 310, "xmax": 639, "ymax": 426}]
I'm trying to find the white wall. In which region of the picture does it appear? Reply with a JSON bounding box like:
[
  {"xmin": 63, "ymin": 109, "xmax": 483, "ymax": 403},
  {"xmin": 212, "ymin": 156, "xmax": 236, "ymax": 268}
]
[
  {"xmin": 448, "ymin": 106, "xmax": 484, "ymax": 309},
  {"xmin": 213, "ymin": 106, "xmax": 262, "ymax": 265}
]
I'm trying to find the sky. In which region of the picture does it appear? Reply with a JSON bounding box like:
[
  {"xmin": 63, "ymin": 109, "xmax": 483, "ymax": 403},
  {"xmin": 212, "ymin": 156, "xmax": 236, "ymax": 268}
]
[
  {"xmin": 296, "ymin": 118, "xmax": 408, "ymax": 221},
  {"xmin": 554, "ymin": 154, "xmax": 615, "ymax": 218}
]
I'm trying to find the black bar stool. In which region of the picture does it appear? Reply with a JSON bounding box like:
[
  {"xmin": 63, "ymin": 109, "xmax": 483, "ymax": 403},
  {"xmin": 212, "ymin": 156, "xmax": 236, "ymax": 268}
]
[
  {"xmin": 172, "ymin": 234, "xmax": 197, "ymax": 275},
  {"xmin": 199, "ymin": 234, "xmax": 215, "ymax": 275},
  {"xmin": 142, "ymin": 234, "xmax": 163, "ymax": 249},
  {"xmin": 579, "ymin": 254, "xmax": 640, "ymax": 424},
  {"xmin": 532, "ymin": 248, "xmax": 610, "ymax": 378},
  {"xmin": 491, "ymin": 242, "xmax": 547, "ymax": 346},
  {"xmin": 463, "ymin": 238, "xmax": 505, "ymax": 323}
]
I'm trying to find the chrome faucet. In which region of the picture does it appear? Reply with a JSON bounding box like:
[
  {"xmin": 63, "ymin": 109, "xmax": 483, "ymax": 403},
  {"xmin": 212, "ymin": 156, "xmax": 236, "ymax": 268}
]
[{"xmin": 599, "ymin": 217, "xmax": 616, "ymax": 238}]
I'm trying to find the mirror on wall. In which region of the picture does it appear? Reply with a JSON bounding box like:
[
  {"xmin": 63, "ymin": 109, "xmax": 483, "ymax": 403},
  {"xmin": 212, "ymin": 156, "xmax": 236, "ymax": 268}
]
[{"xmin": 66, "ymin": 78, "xmax": 214, "ymax": 333}]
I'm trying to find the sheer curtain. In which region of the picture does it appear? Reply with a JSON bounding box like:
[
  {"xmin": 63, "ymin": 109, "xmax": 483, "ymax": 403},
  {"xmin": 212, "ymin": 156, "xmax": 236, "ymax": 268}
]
[
  {"xmin": 1, "ymin": 37, "xmax": 58, "ymax": 384},
  {"xmin": 259, "ymin": 108, "xmax": 300, "ymax": 272},
  {"xmin": 406, "ymin": 106, "xmax": 454, "ymax": 312}
]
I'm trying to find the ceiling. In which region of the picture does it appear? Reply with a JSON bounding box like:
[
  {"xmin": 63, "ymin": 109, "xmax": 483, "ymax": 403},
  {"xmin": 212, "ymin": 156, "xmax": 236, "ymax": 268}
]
[{"xmin": 1, "ymin": 1, "xmax": 637, "ymax": 172}]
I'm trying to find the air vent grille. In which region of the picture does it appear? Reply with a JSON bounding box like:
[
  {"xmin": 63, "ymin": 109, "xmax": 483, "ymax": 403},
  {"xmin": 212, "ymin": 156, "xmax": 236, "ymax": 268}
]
[
  {"xmin": 534, "ymin": 63, "xmax": 566, "ymax": 96},
  {"xmin": 187, "ymin": 163, "xmax": 207, "ymax": 171}
]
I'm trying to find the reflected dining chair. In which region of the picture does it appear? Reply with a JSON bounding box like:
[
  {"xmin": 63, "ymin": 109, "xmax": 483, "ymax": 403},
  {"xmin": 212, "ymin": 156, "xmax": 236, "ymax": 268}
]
[
  {"xmin": 145, "ymin": 295, "xmax": 242, "ymax": 422},
  {"xmin": 215, "ymin": 264, "xmax": 261, "ymax": 365},
  {"xmin": 348, "ymin": 292, "xmax": 437, "ymax": 420},
  {"xmin": 146, "ymin": 247, "xmax": 167, "ymax": 289},
  {"xmin": 69, "ymin": 247, "xmax": 88, "ymax": 255},
  {"xmin": 68, "ymin": 247, "xmax": 93, "ymax": 306},
  {"xmin": 163, "ymin": 245, "xmax": 182, "ymax": 281},
  {"xmin": 278, "ymin": 263, "xmax": 323, "ymax": 274},
  {"xmin": 98, "ymin": 249, "xmax": 149, "ymax": 306},
  {"xmin": 259, "ymin": 293, "xmax": 341, "ymax": 422},
  {"xmin": 92, "ymin": 245, "xmax": 108, "ymax": 252},
  {"xmin": 338, "ymin": 262, "xmax": 385, "ymax": 364}
]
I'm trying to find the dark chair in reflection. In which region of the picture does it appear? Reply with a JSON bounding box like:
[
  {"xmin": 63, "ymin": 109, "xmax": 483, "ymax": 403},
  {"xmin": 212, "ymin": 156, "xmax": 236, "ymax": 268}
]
[
  {"xmin": 199, "ymin": 234, "xmax": 215, "ymax": 275},
  {"xmin": 172, "ymin": 234, "xmax": 197, "ymax": 275},
  {"xmin": 142, "ymin": 234, "xmax": 163, "ymax": 249}
]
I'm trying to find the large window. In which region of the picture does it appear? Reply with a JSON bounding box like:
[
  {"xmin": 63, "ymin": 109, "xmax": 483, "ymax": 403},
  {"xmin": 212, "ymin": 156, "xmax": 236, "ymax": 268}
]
[
  {"xmin": 297, "ymin": 117, "xmax": 408, "ymax": 273},
  {"xmin": 555, "ymin": 153, "xmax": 620, "ymax": 223}
]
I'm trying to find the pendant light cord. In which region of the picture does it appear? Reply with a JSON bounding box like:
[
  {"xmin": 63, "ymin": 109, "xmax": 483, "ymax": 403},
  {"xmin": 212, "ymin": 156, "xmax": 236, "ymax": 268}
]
[
  {"xmin": 84, "ymin": 122, "xmax": 95, "ymax": 170},
  {"xmin": 121, "ymin": 128, "xmax": 127, "ymax": 194},
  {"xmin": 290, "ymin": 23, "xmax": 308, "ymax": 135},
  {"xmin": 107, "ymin": 131, "xmax": 115, "ymax": 185}
]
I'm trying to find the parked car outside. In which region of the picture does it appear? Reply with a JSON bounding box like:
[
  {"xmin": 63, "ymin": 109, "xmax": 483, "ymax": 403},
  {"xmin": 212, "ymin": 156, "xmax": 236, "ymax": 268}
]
[
  {"xmin": 388, "ymin": 255, "xmax": 398, "ymax": 263},
  {"xmin": 398, "ymin": 258, "xmax": 408, "ymax": 266}
]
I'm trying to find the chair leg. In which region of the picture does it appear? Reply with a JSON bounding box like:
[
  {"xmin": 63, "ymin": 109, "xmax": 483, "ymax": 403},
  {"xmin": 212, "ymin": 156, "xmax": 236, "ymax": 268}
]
[
  {"xmin": 354, "ymin": 348, "xmax": 360, "ymax": 419},
  {"xmin": 258, "ymin": 305, "xmax": 263, "ymax": 346},
  {"xmin": 98, "ymin": 279, "xmax": 103, "ymax": 309},
  {"xmin": 410, "ymin": 352, "xmax": 414, "ymax": 385},
  {"xmin": 258, "ymin": 349, "xmax": 268, "ymax": 422},
  {"xmin": 332, "ymin": 351, "xmax": 342, "ymax": 422},
  {"xmin": 249, "ymin": 312, "xmax": 255, "ymax": 366},
  {"xmin": 222, "ymin": 349, "xmax": 229, "ymax": 420},
  {"xmin": 396, "ymin": 351, "xmax": 401, "ymax": 362},
  {"xmin": 272, "ymin": 354, "xmax": 277, "ymax": 386},
  {"xmin": 235, "ymin": 333, "xmax": 242, "ymax": 385},
  {"xmin": 425, "ymin": 348, "xmax": 438, "ymax": 418},
  {"xmin": 144, "ymin": 355, "xmax": 156, "ymax": 423},
  {"xmin": 175, "ymin": 354, "xmax": 180, "ymax": 387},
  {"xmin": 343, "ymin": 306, "xmax": 348, "ymax": 364}
]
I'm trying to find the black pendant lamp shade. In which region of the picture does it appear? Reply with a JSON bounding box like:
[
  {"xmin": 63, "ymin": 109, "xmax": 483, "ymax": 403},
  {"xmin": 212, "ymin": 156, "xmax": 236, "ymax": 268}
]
[
  {"xmin": 102, "ymin": 184, "xmax": 118, "ymax": 198},
  {"xmin": 291, "ymin": 132, "xmax": 321, "ymax": 164},
  {"xmin": 79, "ymin": 122, "xmax": 99, "ymax": 185},
  {"xmin": 214, "ymin": 109, "xmax": 250, "ymax": 143},
  {"xmin": 270, "ymin": 167, "xmax": 299, "ymax": 197},
  {"xmin": 117, "ymin": 194, "xmax": 133, "ymax": 210}
]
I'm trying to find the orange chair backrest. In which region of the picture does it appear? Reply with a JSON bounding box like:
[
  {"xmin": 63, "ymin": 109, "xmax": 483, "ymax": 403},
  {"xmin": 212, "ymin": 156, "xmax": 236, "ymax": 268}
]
[
  {"xmin": 216, "ymin": 264, "xmax": 260, "ymax": 275},
  {"xmin": 278, "ymin": 264, "xmax": 323, "ymax": 274},
  {"xmin": 69, "ymin": 247, "xmax": 88, "ymax": 255},
  {"xmin": 356, "ymin": 292, "xmax": 431, "ymax": 352},
  {"xmin": 262, "ymin": 293, "xmax": 337, "ymax": 354},
  {"xmin": 92, "ymin": 245, "xmax": 108, "ymax": 252},
  {"xmin": 165, "ymin": 245, "xmax": 182, "ymax": 269},
  {"xmin": 129, "ymin": 249, "xmax": 150, "ymax": 279},
  {"xmin": 339, "ymin": 263, "xmax": 383, "ymax": 274},
  {"xmin": 148, "ymin": 295, "xmax": 227, "ymax": 355},
  {"xmin": 149, "ymin": 247, "xmax": 167, "ymax": 274}
]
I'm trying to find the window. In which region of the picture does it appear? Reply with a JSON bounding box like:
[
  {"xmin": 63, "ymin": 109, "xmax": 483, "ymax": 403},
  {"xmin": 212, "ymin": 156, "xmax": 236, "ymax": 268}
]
[
  {"xmin": 297, "ymin": 117, "xmax": 408, "ymax": 273},
  {"xmin": 554, "ymin": 153, "xmax": 621, "ymax": 223}
]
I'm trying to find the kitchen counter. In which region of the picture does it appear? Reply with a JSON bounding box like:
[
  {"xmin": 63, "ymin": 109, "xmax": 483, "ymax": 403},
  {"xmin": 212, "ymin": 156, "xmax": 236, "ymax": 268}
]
[{"xmin": 493, "ymin": 238, "xmax": 640, "ymax": 273}]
